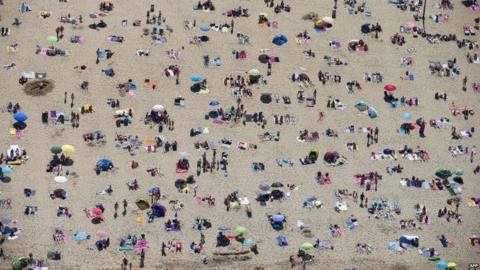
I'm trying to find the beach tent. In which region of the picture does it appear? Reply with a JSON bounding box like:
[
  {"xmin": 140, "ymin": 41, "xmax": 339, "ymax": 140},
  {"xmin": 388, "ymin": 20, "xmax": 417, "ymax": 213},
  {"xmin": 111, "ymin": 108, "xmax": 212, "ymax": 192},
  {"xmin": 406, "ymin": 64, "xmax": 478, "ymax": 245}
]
[
  {"xmin": 13, "ymin": 112, "xmax": 28, "ymax": 122},
  {"xmin": 200, "ymin": 24, "xmax": 210, "ymax": 31},
  {"xmin": 355, "ymin": 101, "xmax": 368, "ymax": 111},
  {"xmin": 272, "ymin": 34, "xmax": 288, "ymax": 46},
  {"xmin": 367, "ymin": 107, "xmax": 378, "ymax": 118},
  {"xmin": 136, "ymin": 199, "xmax": 150, "ymax": 210}
]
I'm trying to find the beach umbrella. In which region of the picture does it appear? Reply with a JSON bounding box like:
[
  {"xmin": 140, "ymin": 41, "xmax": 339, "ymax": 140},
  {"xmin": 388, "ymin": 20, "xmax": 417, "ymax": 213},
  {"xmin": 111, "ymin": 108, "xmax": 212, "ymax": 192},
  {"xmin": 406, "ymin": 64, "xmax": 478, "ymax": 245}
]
[
  {"xmin": 324, "ymin": 151, "xmax": 339, "ymax": 163},
  {"xmin": 1, "ymin": 177, "xmax": 11, "ymax": 183},
  {"xmin": 271, "ymin": 182, "xmax": 284, "ymax": 188},
  {"xmin": 200, "ymin": 35, "xmax": 209, "ymax": 42},
  {"xmin": 272, "ymin": 214, "xmax": 285, "ymax": 222},
  {"xmin": 209, "ymin": 100, "xmax": 220, "ymax": 106},
  {"xmin": 96, "ymin": 230, "xmax": 108, "ymax": 239},
  {"xmin": 453, "ymin": 169, "xmax": 463, "ymax": 175},
  {"xmin": 47, "ymin": 35, "xmax": 58, "ymax": 42},
  {"xmin": 436, "ymin": 261, "xmax": 448, "ymax": 270},
  {"xmin": 97, "ymin": 158, "xmax": 113, "ymax": 170},
  {"xmin": 355, "ymin": 101, "xmax": 368, "ymax": 111},
  {"xmin": 12, "ymin": 257, "xmax": 28, "ymax": 270},
  {"xmin": 0, "ymin": 167, "xmax": 13, "ymax": 175},
  {"xmin": 13, "ymin": 112, "xmax": 28, "ymax": 122},
  {"xmin": 447, "ymin": 262, "xmax": 457, "ymax": 268},
  {"xmin": 301, "ymin": 242, "xmax": 314, "ymax": 251},
  {"xmin": 179, "ymin": 151, "xmax": 190, "ymax": 158},
  {"xmin": 54, "ymin": 176, "xmax": 67, "ymax": 183},
  {"xmin": 92, "ymin": 207, "xmax": 103, "ymax": 216},
  {"xmin": 322, "ymin": 17, "xmax": 334, "ymax": 25},
  {"xmin": 208, "ymin": 110, "xmax": 219, "ymax": 119},
  {"xmin": 61, "ymin": 144, "xmax": 75, "ymax": 154},
  {"xmin": 403, "ymin": 112, "xmax": 412, "ymax": 121},
  {"xmin": 51, "ymin": 146, "xmax": 62, "ymax": 154},
  {"xmin": 272, "ymin": 34, "xmax": 288, "ymax": 46},
  {"xmin": 13, "ymin": 122, "xmax": 27, "ymax": 130},
  {"xmin": 200, "ymin": 24, "xmax": 210, "ymax": 31},
  {"xmin": 248, "ymin": 69, "xmax": 261, "ymax": 76},
  {"xmin": 218, "ymin": 224, "xmax": 231, "ymax": 231},
  {"xmin": 259, "ymin": 183, "xmax": 270, "ymax": 191},
  {"xmin": 260, "ymin": 94, "xmax": 272, "ymax": 104},
  {"xmin": 234, "ymin": 226, "xmax": 247, "ymax": 235},
  {"xmin": 435, "ymin": 168, "xmax": 452, "ymax": 179},
  {"xmin": 361, "ymin": 23, "xmax": 371, "ymax": 34},
  {"xmin": 191, "ymin": 74, "xmax": 202, "ymax": 82},
  {"xmin": 136, "ymin": 199, "xmax": 150, "ymax": 210},
  {"xmin": 384, "ymin": 84, "xmax": 397, "ymax": 91},
  {"xmin": 174, "ymin": 179, "xmax": 187, "ymax": 189},
  {"xmin": 152, "ymin": 104, "xmax": 165, "ymax": 112},
  {"xmin": 258, "ymin": 54, "xmax": 270, "ymax": 64}
]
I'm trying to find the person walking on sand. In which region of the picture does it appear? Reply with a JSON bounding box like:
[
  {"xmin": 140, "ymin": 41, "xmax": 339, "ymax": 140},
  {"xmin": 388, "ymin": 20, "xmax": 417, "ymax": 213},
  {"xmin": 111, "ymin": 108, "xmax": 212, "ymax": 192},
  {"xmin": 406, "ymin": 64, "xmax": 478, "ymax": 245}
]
[
  {"xmin": 64, "ymin": 91, "xmax": 67, "ymax": 104},
  {"xmin": 70, "ymin": 93, "xmax": 74, "ymax": 108},
  {"xmin": 419, "ymin": 120, "xmax": 426, "ymax": 138},
  {"xmin": 122, "ymin": 199, "xmax": 128, "ymax": 216},
  {"xmin": 122, "ymin": 258, "xmax": 128, "ymax": 270},
  {"xmin": 161, "ymin": 242, "xmax": 167, "ymax": 256},
  {"xmin": 374, "ymin": 127, "xmax": 379, "ymax": 143},
  {"xmin": 231, "ymin": 19, "xmax": 234, "ymax": 34}
]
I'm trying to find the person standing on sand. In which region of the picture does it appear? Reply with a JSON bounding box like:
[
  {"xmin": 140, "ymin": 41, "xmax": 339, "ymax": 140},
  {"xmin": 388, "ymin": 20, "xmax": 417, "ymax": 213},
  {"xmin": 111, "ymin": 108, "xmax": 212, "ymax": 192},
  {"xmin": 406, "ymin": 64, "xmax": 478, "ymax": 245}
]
[
  {"xmin": 122, "ymin": 199, "xmax": 128, "ymax": 216},
  {"xmin": 122, "ymin": 258, "xmax": 128, "ymax": 270},
  {"xmin": 139, "ymin": 250, "xmax": 145, "ymax": 268},
  {"xmin": 64, "ymin": 91, "xmax": 67, "ymax": 104},
  {"xmin": 419, "ymin": 120, "xmax": 426, "ymax": 138},
  {"xmin": 70, "ymin": 93, "xmax": 74, "ymax": 108},
  {"xmin": 463, "ymin": 76, "xmax": 467, "ymax": 91},
  {"xmin": 374, "ymin": 127, "xmax": 379, "ymax": 143},
  {"xmin": 231, "ymin": 19, "xmax": 234, "ymax": 34}
]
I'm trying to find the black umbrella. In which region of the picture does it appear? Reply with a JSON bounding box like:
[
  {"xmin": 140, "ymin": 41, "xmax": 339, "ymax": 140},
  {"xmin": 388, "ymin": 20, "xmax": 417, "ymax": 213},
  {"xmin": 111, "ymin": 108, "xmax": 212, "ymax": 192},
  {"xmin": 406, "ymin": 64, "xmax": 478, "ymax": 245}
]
[
  {"xmin": 256, "ymin": 193, "xmax": 270, "ymax": 202},
  {"xmin": 208, "ymin": 110, "xmax": 219, "ymax": 119},
  {"xmin": 13, "ymin": 122, "xmax": 27, "ymax": 130},
  {"xmin": 260, "ymin": 94, "xmax": 272, "ymax": 104},
  {"xmin": 200, "ymin": 36, "xmax": 209, "ymax": 42},
  {"xmin": 1, "ymin": 176, "xmax": 11, "ymax": 183},
  {"xmin": 271, "ymin": 189, "xmax": 284, "ymax": 200},
  {"xmin": 258, "ymin": 54, "xmax": 270, "ymax": 64},
  {"xmin": 190, "ymin": 83, "xmax": 201, "ymax": 93},
  {"xmin": 271, "ymin": 182, "xmax": 284, "ymax": 188},
  {"xmin": 174, "ymin": 179, "xmax": 187, "ymax": 189}
]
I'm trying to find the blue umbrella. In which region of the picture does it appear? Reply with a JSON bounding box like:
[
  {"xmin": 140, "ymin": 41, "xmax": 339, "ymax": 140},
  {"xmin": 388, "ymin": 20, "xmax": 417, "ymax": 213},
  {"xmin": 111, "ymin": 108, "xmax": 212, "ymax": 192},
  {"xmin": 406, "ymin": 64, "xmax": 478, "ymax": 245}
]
[
  {"xmin": 272, "ymin": 214, "xmax": 285, "ymax": 222},
  {"xmin": 96, "ymin": 159, "xmax": 113, "ymax": 170},
  {"xmin": 14, "ymin": 112, "xmax": 28, "ymax": 122},
  {"xmin": 272, "ymin": 34, "xmax": 288, "ymax": 46},
  {"xmin": 436, "ymin": 261, "xmax": 448, "ymax": 270},
  {"xmin": 259, "ymin": 183, "xmax": 270, "ymax": 191},
  {"xmin": 191, "ymin": 74, "xmax": 202, "ymax": 82},
  {"xmin": 209, "ymin": 100, "xmax": 220, "ymax": 106},
  {"xmin": 0, "ymin": 167, "xmax": 13, "ymax": 175},
  {"xmin": 200, "ymin": 24, "xmax": 210, "ymax": 31},
  {"xmin": 403, "ymin": 112, "xmax": 412, "ymax": 121}
]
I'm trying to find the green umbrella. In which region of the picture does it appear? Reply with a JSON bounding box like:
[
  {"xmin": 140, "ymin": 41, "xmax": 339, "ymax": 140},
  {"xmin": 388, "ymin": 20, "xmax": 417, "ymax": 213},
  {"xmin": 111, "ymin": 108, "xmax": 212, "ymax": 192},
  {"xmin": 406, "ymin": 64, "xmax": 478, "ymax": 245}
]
[
  {"xmin": 47, "ymin": 35, "xmax": 58, "ymax": 42},
  {"xmin": 453, "ymin": 169, "xmax": 463, "ymax": 175},
  {"xmin": 136, "ymin": 199, "xmax": 150, "ymax": 210},
  {"xmin": 12, "ymin": 257, "xmax": 27, "ymax": 270},
  {"xmin": 234, "ymin": 226, "xmax": 247, "ymax": 235},
  {"xmin": 435, "ymin": 168, "xmax": 452, "ymax": 179},
  {"xmin": 51, "ymin": 146, "xmax": 62, "ymax": 154},
  {"xmin": 301, "ymin": 242, "xmax": 314, "ymax": 251}
]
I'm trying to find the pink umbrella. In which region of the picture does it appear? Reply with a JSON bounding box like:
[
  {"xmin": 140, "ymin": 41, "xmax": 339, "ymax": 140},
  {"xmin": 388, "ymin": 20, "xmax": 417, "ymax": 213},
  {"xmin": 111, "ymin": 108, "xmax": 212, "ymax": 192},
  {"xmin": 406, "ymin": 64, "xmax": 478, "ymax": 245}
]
[
  {"xmin": 96, "ymin": 230, "xmax": 108, "ymax": 239},
  {"xmin": 384, "ymin": 84, "xmax": 397, "ymax": 91},
  {"xmin": 92, "ymin": 207, "xmax": 103, "ymax": 216}
]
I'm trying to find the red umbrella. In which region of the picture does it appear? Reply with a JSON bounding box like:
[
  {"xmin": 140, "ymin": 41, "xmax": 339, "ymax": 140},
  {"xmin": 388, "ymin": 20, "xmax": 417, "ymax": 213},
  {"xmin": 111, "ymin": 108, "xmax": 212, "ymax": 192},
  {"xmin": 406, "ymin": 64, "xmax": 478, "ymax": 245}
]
[
  {"xmin": 92, "ymin": 207, "xmax": 103, "ymax": 216},
  {"xmin": 384, "ymin": 84, "xmax": 397, "ymax": 91}
]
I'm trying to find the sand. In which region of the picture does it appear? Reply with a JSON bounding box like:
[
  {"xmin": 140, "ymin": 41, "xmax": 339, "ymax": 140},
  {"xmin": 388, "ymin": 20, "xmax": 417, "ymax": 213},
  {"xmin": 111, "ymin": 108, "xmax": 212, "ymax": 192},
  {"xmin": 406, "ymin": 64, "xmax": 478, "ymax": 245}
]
[{"xmin": 0, "ymin": 0, "xmax": 479, "ymax": 269}]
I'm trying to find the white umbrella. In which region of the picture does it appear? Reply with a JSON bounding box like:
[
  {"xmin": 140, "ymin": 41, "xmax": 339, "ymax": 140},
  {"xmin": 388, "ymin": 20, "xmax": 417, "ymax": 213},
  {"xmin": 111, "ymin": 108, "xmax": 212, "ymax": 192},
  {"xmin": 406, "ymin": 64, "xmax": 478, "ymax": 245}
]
[
  {"xmin": 54, "ymin": 176, "xmax": 68, "ymax": 183},
  {"xmin": 179, "ymin": 151, "xmax": 190, "ymax": 157},
  {"xmin": 152, "ymin": 104, "xmax": 165, "ymax": 112}
]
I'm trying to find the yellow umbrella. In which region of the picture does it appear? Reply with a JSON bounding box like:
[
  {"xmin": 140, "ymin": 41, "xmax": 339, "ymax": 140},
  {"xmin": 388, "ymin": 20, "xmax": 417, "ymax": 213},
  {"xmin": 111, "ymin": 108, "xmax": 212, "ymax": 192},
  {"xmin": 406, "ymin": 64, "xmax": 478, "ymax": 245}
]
[
  {"xmin": 248, "ymin": 69, "xmax": 260, "ymax": 76},
  {"xmin": 61, "ymin": 144, "xmax": 75, "ymax": 154},
  {"xmin": 259, "ymin": 12, "xmax": 268, "ymax": 18},
  {"xmin": 447, "ymin": 262, "xmax": 457, "ymax": 268}
]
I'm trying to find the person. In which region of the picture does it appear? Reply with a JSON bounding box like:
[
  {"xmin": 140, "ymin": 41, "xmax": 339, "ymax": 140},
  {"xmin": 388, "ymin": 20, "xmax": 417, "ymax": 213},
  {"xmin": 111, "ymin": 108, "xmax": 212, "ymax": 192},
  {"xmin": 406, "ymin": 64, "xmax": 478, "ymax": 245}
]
[
  {"xmin": 122, "ymin": 258, "xmax": 128, "ymax": 270},
  {"xmin": 27, "ymin": 253, "xmax": 35, "ymax": 270}
]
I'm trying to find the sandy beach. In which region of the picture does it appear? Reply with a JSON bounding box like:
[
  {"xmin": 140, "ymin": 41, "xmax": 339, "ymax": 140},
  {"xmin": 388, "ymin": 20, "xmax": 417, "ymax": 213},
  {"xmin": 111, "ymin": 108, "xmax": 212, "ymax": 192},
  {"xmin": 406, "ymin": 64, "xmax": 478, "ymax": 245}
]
[{"xmin": 0, "ymin": 0, "xmax": 479, "ymax": 269}]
